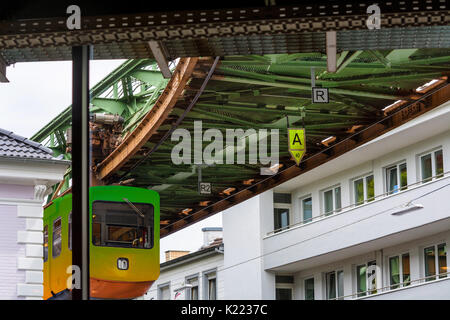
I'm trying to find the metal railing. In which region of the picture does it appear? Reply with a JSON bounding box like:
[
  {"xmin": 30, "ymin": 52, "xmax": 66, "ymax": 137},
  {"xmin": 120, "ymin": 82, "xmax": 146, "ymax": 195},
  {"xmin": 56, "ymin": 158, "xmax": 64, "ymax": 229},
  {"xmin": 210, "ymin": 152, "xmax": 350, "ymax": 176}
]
[
  {"xmin": 329, "ymin": 271, "xmax": 450, "ymax": 300},
  {"xmin": 267, "ymin": 170, "xmax": 449, "ymax": 236}
]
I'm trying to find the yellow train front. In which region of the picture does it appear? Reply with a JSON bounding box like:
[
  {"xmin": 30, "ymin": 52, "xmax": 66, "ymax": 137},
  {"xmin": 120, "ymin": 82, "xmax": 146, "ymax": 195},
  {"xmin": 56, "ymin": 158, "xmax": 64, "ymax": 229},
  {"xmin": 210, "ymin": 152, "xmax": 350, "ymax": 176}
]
[{"xmin": 43, "ymin": 186, "xmax": 160, "ymax": 299}]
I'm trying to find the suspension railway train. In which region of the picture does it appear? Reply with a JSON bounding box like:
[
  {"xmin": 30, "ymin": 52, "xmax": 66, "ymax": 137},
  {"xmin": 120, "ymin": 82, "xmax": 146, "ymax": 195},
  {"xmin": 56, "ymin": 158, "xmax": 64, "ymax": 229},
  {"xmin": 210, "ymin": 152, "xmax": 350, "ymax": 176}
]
[{"xmin": 43, "ymin": 186, "xmax": 160, "ymax": 299}]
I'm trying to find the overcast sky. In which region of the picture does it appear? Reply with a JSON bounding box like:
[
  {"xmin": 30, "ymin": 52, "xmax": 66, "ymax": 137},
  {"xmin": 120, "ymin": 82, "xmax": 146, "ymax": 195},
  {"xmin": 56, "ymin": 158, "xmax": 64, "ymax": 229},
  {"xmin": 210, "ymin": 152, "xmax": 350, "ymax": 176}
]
[{"xmin": 0, "ymin": 60, "xmax": 222, "ymax": 262}]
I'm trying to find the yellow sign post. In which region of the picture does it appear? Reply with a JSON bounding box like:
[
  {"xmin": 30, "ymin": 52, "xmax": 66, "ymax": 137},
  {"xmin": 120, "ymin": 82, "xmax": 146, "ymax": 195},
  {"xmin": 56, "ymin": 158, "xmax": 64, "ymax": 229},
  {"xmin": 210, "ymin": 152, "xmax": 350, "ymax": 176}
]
[{"xmin": 288, "ymin": 128, "xmax": 306, "ymax": 166}]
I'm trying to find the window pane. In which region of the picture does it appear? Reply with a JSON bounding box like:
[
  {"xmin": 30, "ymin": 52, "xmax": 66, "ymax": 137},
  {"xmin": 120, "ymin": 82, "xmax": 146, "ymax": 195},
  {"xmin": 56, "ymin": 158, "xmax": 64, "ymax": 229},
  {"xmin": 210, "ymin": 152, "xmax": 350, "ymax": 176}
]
[
  {"xmin": 52, "ymin": 218, "xmax": 62, "ymax": 258},
  {"xmin": 324, "ymin": 190, "xmax": 333, "ymax": 215},
  {"xmin": 368, "ymin": 260, "xmax": 377, "ymax": 294},
  {"xmin": 191, "ymin": 286, "xmax": 199, "ymax": 300},
  {"xmin": 354, "ymin": 179, "xmax": 364, "ymax": 205},
  {"xmin": 366, "ymin": 175, "xmax": 375, "ymax": 202},
  {"xmin": 160, "ymin": 286, "xmax": 170, "ymax": 300},
  {"xmin": 304, "ymin": 278, "xmax": 314, "ymax": 300},
  {"xmin": 399, "ymin": 163, "xmax": 408, "ymax": 190},
  {"xmin": 274, "ymin": 208, "xmax": 289, "ymax": 231},
  {"xmin": 389, "ymin": 256, "xmax": 400, "ymax": 289},
  {"xmin": 274, "ymin": 193, "xmax": 292, "ymax": 204},
  {"xmin": 208, "ymin": 278, "xmax": 217, "ymax": 300},
  {"xmin": 438, "ymin": 243, "xmax": 447, "ymax": 279},
  {"xmin": 326, "ymin": 272, "xmax": 336, "ymax": 300},
  {"xmin": 424, "ymin": 246, "xmax": 436, "ymax": 281},
  {"xmin": 302, "ymin": 197, "xmax": 312, "ymax": 223},
  {"xmin": 421, "ymin": 154, "xmax": 432, "ymax": 182},
  {"xmin": 337, "ymin": 270, "xmax": 344, "ymax": 299},
  {"xmin": 402, "ymin": 254, "xmax": 411, "ymax": 286},
  {"xmin": 356, "ymin": 265, "xmax": 367, "ymax": 297},
  {"xmin": 276, "ymin": 288, "xmax": 292, "ymax": 300},
  {"xmin": 43, "ymin": 225, "xmax": 48, "ymax": 262},
  {"xmin": 334, "ymin": 187, "xmax": 341, "ymax": 212},
  {"xmin": 387, "ymin": 166, "xmax": 398, "ymax": 194},
  {"xmin": 435, "ymin": 150, "xmax": 444, "ymax": 178},
  {"xmin": 68, "ymin": 212, "xmax": 72, "ymax": 251}
]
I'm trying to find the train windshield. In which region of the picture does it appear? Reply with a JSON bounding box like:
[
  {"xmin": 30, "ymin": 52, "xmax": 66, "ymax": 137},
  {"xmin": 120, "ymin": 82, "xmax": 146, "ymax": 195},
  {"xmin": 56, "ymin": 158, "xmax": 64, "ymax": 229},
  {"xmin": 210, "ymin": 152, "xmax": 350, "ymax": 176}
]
[{"xmin": 92, "ymin": 200, "xmax": 154, "ymax": 249}]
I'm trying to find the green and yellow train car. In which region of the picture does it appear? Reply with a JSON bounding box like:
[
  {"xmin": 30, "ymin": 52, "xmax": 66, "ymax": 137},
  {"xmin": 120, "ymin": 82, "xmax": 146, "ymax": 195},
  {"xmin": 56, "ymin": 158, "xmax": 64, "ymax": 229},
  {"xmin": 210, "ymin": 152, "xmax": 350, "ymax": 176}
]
[{"xmin": 43, "ymin": 186, "xmax": 160, "ymax": 299}]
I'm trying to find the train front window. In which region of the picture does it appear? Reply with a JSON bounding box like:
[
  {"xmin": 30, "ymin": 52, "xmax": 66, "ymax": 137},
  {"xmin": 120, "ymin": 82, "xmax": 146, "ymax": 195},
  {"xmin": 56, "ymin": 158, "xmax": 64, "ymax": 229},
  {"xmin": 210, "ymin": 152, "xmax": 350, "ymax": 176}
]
[{"xmin": 92, "ymin": 200, "xmax": 154, "ymax": 249}]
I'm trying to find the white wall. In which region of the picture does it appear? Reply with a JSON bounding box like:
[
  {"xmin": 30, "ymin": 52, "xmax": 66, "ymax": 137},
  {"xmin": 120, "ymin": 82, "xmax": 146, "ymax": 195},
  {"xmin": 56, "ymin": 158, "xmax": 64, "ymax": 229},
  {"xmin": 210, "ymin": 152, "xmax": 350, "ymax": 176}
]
[{"xmin": 222, "ymin": 191, "xmax": 275, "ymax": 299}]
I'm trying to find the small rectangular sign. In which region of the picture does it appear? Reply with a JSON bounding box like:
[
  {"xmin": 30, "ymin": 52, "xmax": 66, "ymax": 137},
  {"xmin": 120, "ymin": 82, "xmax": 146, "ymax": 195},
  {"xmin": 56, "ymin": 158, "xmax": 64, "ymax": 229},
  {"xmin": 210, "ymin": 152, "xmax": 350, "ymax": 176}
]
[
  {"xmin": 312, "ymin": 87, "xmax": 329, "ymax": 103},
  {"xmin": 199, "ymin": 182, "xmax": 212, "ymax": 195}
]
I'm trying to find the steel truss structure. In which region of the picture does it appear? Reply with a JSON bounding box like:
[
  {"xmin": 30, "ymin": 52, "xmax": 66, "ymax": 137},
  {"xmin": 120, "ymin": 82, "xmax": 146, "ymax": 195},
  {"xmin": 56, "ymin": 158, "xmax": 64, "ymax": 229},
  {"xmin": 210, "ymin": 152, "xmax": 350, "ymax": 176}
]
[{"xmin": 32, "ymin": 48, "xmax": 450, "ymax": 236}]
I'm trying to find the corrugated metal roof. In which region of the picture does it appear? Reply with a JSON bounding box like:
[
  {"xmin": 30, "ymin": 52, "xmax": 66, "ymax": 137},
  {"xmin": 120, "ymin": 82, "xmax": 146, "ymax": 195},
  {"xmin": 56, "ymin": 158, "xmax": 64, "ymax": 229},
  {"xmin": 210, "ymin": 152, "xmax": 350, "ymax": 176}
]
[{"xmin": 0, "ymin": 127, "xmax": 55, "ymax": 160}]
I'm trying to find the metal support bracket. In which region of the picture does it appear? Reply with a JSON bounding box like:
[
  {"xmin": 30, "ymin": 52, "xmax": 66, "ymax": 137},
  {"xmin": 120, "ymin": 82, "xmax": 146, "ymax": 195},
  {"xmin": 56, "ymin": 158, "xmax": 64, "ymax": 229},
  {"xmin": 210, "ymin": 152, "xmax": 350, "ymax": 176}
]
[
  {"xmin": 0, "ymin": 55, "xmax": 9, "ymax": 83},
  {"xmin": 148, "ymin": 41, "xmax": 172, "ymax": 79}
]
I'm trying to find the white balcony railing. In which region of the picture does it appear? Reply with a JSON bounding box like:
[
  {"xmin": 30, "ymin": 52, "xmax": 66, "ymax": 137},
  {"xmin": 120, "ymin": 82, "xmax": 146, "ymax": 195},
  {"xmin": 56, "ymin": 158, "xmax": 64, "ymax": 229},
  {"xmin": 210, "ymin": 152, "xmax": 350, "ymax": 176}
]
[
  {"xmin": 267, "ymin": 170, "xmax": 450, "ymax": 237},
  {"xmin": 329, "ymin": 272, "xmax": 450, "ymax": 300}
]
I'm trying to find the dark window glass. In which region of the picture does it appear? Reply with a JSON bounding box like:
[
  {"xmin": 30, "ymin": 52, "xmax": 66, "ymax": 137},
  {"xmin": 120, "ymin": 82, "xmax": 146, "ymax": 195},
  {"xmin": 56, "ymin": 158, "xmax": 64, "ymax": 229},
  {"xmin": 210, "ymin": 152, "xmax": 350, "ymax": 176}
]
[
  {"xmin": 276, "ymin": 288, "xmax": 292, "ymax": 300},
  {"xmin": 52, "ymin": 217, "xmax": 62, "ymax": 258},
  {"xmin": 92, "ymin": 200, "xmax": 154, "ymax": 249},
  {"xmin": 435, "ymin": 150, "xmax": 444, "ymax": 178},
  {"xmin": 304, "ymin": 278, "xmax": 314, "ymax": 300},
  {"xmin": 68, "ymin": 212, "xmax": 72, "ymax": 251},
  {"xmin": 302, "ymin": 197, "xmax": 312, "ymax": 223},
  {"xmin": 438, "ymin": 243, "xmax": 447, "ymax": 279},
  {"xmin": 274, "ymin": 208, "xmax": 289, "ymax": 232},
  {"xmin": 274, "ymin": 193, "xmax": 292, "ymax": 204},
  {"xmin": 424, "ymin": 246, "xmax": 436, "ymax": 281},
  {"xmin": 43, "ymin": 225, "xmax": 48, "ymax": 262}
]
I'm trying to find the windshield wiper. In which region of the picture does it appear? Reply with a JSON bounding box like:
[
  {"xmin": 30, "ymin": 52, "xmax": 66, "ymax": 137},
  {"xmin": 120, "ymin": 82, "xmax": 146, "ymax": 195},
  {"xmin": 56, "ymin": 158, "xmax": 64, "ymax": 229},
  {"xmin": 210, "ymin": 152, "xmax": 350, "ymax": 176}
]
[{"xmin": 123, "ymin": 198, "xmax": 145, "ymax": 218}]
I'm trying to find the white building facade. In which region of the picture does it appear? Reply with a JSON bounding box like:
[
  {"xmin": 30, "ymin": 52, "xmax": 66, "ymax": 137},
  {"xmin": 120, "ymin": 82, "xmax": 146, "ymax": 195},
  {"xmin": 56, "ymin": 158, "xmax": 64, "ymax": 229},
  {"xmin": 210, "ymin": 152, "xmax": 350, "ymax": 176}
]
[
  {"xmin": 144, "ymin": 228, "xmax": 224, "ymax": 300},
  {"xmin": 220, "ymin": 100, "xmax": 450, "ymax": 300}
]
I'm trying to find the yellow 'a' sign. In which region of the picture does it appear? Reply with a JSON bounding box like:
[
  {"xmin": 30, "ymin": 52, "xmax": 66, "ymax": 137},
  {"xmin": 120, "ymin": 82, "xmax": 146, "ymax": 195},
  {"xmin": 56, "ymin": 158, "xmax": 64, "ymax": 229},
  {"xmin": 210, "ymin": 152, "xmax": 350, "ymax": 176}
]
[{"xmin": 288, "ymin": 128, "xmax": 306, "ymax": 166}]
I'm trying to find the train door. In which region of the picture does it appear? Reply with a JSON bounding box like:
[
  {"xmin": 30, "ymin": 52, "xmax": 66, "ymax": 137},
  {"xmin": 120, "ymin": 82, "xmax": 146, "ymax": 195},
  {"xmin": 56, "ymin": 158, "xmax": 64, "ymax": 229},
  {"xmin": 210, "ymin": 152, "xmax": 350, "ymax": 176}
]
[{"xmin": 49, "ymin": 216, "xmax": 65, "ymax": 294}]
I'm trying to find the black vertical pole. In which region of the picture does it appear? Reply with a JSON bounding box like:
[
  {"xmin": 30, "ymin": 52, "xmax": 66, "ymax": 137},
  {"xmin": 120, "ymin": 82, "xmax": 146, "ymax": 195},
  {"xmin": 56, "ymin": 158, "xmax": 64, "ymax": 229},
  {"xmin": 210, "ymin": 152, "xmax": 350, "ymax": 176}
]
[{"xmin": 72, "ymin": 45, "xmax": 91, "ymax": 300}]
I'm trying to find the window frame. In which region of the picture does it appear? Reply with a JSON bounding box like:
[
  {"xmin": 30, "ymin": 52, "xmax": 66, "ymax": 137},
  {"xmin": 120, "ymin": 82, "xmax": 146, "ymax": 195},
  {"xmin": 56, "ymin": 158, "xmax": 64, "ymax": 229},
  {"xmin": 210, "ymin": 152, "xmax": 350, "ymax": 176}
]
[
  {"xmin": 385, "ymin": 161, "xmax": 408, "ymax": 195},
  {"xmin": 321, "ymin": 185, "xmax": 342, "ymax": 216},
  {"xmin": 387, "ymin": 252, "xmax": 411, "ymax": 289},
  {"xmin": 355, "ymin": 260, "xmax": 377, "ymax": 297},
  {"xmin": 273, "ymin": 203, "xmax": 291, "ymax": 232},
  {"xmin": 423, "ymin": 242, "xmax": 447, "ymax": 281},
  {"xmin": 157, "ymin": 282, "xmax": 171, "ymax": 300},
  {"xmin": 300, "ymin": 195, "xmax": 313, "ymax": 224},
  {"xmin": 185, "ymin": 274, "xmax": 199, "ymax": 300},
  {"xmin": 325, "ymin": 270, "xmax": 344, "ymax": 300},
  {"xmin": 275, "ymin": 284, "xmax": 294, "ymax": 300},
  {"xmin": 203, "ymin": 269, "xmax": 217, "ymax": 300},
  {"xmin": 52, "ymin": 217, "xmax": 62, "ymax": 258},
  {"xmin": 303, "ymin": 277, "xmax": 315, "ymax": 300},
  {"xmin": 418, "ymin": 148, "xmax": 444, "ymax": 183},
  {"xmin": 43, "ymin": 224, "xmax": 48, "ymax": 262},
  {"xmin": 352, "ymin": 173, "xmax": 375, "ymax": 206}
]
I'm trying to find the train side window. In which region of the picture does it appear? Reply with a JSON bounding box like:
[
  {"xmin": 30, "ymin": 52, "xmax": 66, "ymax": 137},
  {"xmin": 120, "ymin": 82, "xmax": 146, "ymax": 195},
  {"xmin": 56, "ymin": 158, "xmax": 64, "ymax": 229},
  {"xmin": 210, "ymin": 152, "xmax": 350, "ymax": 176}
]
[
  {"xmin": 68, "ymin": 212, "xmax": 72, "ymax": 251},
  {"xmin": 52, "ymin": 217, "xmax": 62, "ymax": 258},
  {"xmin": 43, "ymin": 225, "xmax": 48, "ymax": 262}
]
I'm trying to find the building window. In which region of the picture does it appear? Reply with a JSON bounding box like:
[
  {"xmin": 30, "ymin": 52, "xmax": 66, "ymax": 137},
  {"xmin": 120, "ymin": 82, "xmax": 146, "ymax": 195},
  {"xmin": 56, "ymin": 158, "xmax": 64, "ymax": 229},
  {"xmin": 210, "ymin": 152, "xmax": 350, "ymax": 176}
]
[
  {"xmin": 304, "ymin": 277, "xmax": 315, "ymax": 300},
  {"xmin": 275, "ymin": 287, "xmax": 292, "ymax": 300},
  {"xmin": 325, "ymin": 270, "xmax": 344, "ymax": 300},
  {"xmin": 158, "ymin": 283, "xmax": 170, "ymax": 300},
  {"xmin": 275, "ymin": 275, "xmax": 294, "ymax": 300},
  {"xmin": 186, "ymin": 276, "xmax": 199, "ymax": 300},
  {"xmin": 68, "ymin": 212, "xmax": 72, "ymax": 251},
  {"xmin": 353, "ymin": 174, "xmax": 374, "ymax": 206},
  {"xmin": 204, "ymin": 271, "xmax": 217, "ymax": 300},
  {"xmin": 389, "ymin": 253, "xmax": 411, "ymax": 289},
  {"xmin": 274, "ymin": 193, "xmax": 292, "ymax": 204},
  {"xmin": 274, "ymin": 208, "xmax": 290, "ymax": 232},
  {"xmin": 424, "ymin": 243, "xmax": 447, "ymax": 281},
  {"xmin": 43, "ymin": 225, "xmax": 48, "ymax": 262},
  {"xmin": 386, "ymin": 162, "xmax": 407, "ymax": 194},
  {"xmin": 301, "ymin": 196, "xmax": 313, "ymax": 223},
  {"xmin": 420, "ymin": 149, "xmax": 444, "ymax": 183},
  {"xmin": 356, "ymin": 260, "xmax": 377, "ymax": 297},
  {"xmin": 52, "ymin": 217, "xmax": 62, "ymax": 258},
  {"xmin": 323, "ymin": 186, "xmax": 341, "ymax": 216}
]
